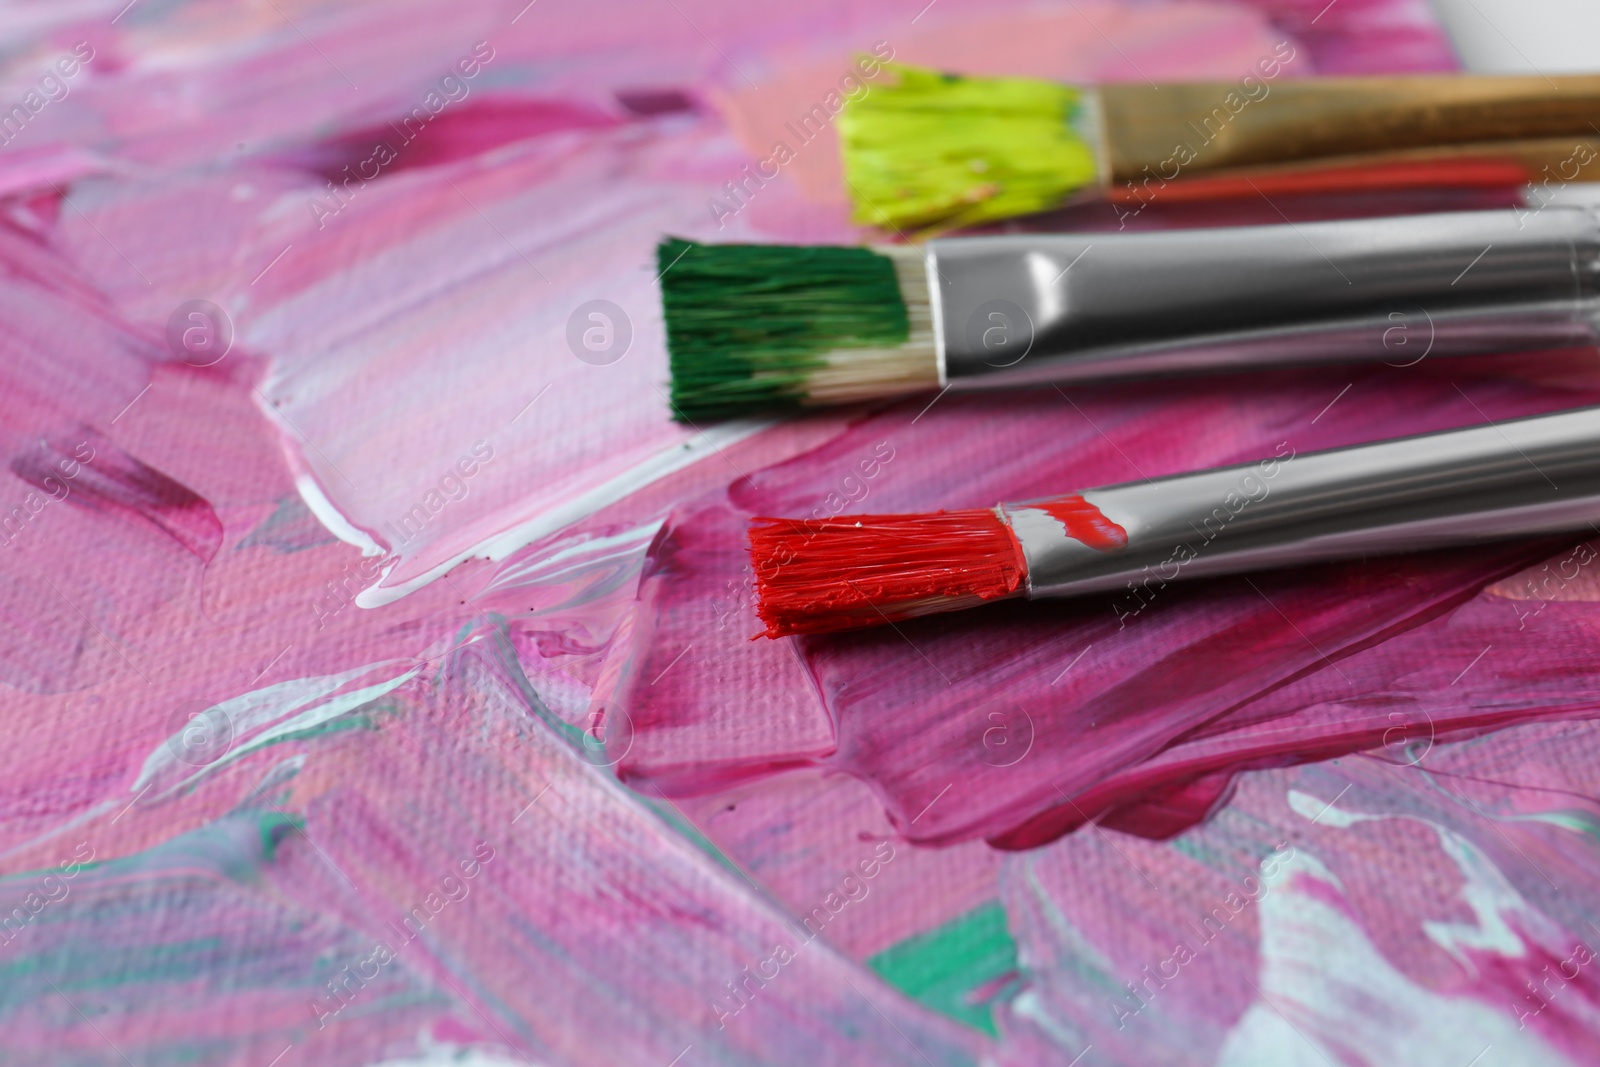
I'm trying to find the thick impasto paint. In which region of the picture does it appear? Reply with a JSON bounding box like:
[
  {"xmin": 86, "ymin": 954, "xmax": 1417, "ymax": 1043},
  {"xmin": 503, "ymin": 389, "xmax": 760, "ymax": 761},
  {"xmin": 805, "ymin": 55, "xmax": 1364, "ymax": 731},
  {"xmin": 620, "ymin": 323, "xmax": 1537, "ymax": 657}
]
[{"xmin": 2, "ymin": 0, "xmax": 1597, "ymax": 1064}]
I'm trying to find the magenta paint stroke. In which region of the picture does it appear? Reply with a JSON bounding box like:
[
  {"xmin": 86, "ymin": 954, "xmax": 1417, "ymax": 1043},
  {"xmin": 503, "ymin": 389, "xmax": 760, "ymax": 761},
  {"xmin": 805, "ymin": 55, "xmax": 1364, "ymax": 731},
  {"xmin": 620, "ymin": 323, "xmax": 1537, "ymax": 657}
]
[
  {"xmin": 611, "ymin": 359, "xmax": 1600, "ymax": 847},
  {"xmin": 0, "ymin": 643, "xmax": 988, "ymax": 1065},
  {"xmin": 671, "ymin": 766, "xmax": 1006, "ymax": 960},
  {"xmin": 995, "ymin": 722, "xmax": 1600, "ymax": 1065},
  {"xmin": 4, "ymin": 0, "xmax": 1595, "ymax": 1064}
]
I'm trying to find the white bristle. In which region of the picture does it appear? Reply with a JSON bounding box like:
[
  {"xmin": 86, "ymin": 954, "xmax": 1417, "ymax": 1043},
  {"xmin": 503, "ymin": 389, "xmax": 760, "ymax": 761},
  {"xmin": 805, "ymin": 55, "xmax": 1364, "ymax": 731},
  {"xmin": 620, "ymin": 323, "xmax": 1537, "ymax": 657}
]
[{"xmin": 799, "ymin": 245, "xmax": 940, "ymax": 405}]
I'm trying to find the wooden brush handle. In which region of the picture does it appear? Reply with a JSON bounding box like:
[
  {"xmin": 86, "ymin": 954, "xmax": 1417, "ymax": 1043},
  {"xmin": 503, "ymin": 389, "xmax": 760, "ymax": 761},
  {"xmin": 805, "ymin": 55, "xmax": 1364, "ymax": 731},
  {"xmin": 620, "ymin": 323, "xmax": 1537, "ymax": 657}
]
[
  {"xmin": 1104, "ymin": 155, "xmax": 1532, "ymax": 204},
  {"xmin": 1098, "ymin": 75, "xmax": 1600, "ymax": 182}
]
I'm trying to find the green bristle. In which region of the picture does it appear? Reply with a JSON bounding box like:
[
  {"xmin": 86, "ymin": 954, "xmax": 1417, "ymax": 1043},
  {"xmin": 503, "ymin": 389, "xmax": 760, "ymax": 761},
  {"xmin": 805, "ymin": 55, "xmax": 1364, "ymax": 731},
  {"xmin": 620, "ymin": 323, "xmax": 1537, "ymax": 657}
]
[
  {"xmin": 658, "ymin": 238, "xmax": 910, "ymax": 423},
  {"xmin": 838, "ymin": 64, "xmax": 1098, "ymax": 232}
]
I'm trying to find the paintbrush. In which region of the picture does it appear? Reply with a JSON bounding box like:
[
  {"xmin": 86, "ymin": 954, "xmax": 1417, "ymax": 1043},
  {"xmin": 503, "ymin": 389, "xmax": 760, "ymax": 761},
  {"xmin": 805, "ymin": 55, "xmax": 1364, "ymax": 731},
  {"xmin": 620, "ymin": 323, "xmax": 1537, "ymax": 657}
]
[
  {"xmin": 658, "ymin": 205, "xmax": 1600, "ymax": 422},
  {"xmin": 747, "ymin": 404, "xmax": 1600, "ymax": 637},
  {"xmin": 838, "ymin": 63, "xmax": 1600, "ymax": 231}
]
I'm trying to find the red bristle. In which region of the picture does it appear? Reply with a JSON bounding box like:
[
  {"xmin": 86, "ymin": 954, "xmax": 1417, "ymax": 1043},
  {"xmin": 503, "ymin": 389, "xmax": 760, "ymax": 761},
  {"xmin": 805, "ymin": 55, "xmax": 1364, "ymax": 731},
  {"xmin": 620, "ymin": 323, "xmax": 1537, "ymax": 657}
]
[{"xmin": 748, "ymin": 508, "xmax": 1028, "ymax": 638}]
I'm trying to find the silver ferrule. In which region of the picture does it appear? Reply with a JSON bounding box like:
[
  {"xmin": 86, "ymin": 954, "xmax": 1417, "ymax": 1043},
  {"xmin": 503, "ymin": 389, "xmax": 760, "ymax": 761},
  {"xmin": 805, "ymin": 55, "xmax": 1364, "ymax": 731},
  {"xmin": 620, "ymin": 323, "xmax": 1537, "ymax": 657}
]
[
  {"xmin": 1000, "ymin": 405, "xmax": 1600, "ymax": 601},
  {"xmin": 928, "ymin": 206, "xmax": 1600, "ymax": 387}
]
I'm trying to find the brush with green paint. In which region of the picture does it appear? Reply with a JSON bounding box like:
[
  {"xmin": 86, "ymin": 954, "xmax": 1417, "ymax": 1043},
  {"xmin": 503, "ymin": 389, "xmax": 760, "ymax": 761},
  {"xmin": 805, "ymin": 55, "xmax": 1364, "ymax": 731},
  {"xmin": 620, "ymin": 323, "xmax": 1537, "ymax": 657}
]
[
  {"xmin": 837, "ymin": 62, "xmax": 1600, "ymax": 231},
  {"xmin": 658, "ymin": 202, "xmax": 1600, "ymax": 422}
]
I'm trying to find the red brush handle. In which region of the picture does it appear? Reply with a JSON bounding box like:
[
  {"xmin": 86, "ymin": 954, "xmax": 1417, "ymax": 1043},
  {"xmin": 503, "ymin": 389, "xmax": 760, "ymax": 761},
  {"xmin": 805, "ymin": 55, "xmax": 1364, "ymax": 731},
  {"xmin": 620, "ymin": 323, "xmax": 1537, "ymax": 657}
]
[{"xmin": 1106, "ymin": 157, "xmax": 1532, "ymax": 205}]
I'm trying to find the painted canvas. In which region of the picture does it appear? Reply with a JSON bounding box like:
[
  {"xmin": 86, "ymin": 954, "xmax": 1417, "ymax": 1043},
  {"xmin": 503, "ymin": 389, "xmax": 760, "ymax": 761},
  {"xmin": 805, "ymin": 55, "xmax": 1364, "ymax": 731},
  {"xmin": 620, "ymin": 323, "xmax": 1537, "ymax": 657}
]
[{"xmin": 1, "ymin": 0, "xmax": 1598, "ymax": 1064}]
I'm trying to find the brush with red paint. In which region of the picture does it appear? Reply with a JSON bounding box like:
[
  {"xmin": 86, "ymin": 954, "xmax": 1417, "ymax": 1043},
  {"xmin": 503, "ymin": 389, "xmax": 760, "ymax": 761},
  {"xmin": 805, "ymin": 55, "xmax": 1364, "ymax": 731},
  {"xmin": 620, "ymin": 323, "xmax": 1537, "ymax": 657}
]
[{"xmin": 749, "ymin": 406, "xmax": 1600, "ymax": 637}]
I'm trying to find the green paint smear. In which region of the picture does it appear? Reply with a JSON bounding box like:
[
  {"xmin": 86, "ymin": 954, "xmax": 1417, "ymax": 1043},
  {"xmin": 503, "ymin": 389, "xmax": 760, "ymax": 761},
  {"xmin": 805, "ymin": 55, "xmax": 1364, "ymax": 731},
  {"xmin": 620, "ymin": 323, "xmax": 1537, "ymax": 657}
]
[
  {"xmin": 1492, "ymin": 807, "xmax": 1600, "ymax": 843},
  {"xmin": 839, "ymin": 63, "xmax": 1097, "ymax": 231},
  {"xmin": 658, "ymin": 237, "xmax": 909, "ymax": 423},
  {"xmin": 867, "ymin": 899, "xmax": 1020, "ymax": 1036},
  {"xmin": 258, "ymin": 711, "xmax": 375, "ymax": 750},
  {"xmin": 9, "ymin": 936, "xmax": 229, "ymax": 992},
  {"xmin": 256, "ymin": 810, "xmax": 304, "ymax": 863}
]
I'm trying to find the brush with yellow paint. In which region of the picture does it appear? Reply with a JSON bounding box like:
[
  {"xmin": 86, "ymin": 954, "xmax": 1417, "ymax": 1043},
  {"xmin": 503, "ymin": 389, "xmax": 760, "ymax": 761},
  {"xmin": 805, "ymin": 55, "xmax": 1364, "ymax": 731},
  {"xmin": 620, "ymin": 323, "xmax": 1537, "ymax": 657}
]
[{"xmin": 838, "ymin": 62, "xmax": 1600, "ymax": 231}]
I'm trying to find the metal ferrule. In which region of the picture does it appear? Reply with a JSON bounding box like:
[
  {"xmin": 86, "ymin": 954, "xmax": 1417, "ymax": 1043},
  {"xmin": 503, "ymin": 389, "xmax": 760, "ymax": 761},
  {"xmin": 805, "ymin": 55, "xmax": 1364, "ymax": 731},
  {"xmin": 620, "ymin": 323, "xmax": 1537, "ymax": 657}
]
[
  {"xmin": 927, "ymin": 206, "xmax": 1600, "ymax": 387},
  {"xmin": 999, "ymin": 405, "xmax": 1600, "ymax": 601}
]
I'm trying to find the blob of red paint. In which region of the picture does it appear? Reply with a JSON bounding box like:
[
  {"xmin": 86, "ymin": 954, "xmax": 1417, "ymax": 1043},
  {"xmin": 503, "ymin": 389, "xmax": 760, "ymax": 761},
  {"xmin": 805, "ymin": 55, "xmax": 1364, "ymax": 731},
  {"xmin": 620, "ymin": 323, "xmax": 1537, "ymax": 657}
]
[{"xmin": 1037, "ymin": 494, "xmax": 1128, "ymax": 551}]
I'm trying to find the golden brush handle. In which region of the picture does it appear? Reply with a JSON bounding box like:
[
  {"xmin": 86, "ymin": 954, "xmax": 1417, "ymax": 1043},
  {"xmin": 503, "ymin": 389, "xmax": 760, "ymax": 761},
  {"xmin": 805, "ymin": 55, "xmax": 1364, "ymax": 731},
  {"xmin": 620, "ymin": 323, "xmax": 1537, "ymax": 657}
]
[{"xmin": 1098, "ymin": 74, "xmax": 1600, "ymax": 181}]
